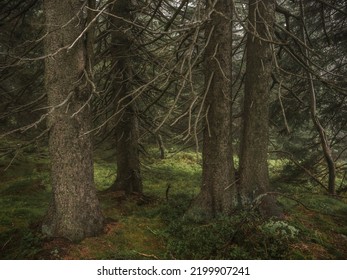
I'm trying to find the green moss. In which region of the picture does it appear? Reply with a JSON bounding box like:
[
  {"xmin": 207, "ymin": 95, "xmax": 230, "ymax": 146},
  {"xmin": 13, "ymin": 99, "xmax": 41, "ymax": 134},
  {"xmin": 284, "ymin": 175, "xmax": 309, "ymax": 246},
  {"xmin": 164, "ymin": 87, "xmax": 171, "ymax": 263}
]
[{"xmin": 0, "ymin": 143, "xmax": 346, "ymax": 259}]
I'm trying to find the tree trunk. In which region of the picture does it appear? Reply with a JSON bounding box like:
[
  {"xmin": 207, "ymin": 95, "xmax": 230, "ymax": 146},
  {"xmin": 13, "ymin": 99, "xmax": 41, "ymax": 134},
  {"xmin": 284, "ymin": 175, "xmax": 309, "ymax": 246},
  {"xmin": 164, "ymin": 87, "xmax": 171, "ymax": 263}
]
[
  {"xmin": 42, "ymin": 0, "xmax": 104, "ymax": 242},
  {"xmin": 156, "ymin": 133, "xmax": 165, "ymax": 159},
  {"xmin": 188, "ymin": 0, "xmax": 235, "ymax": 220},
  {"xmin": 108, "ymin": 0, "xmax": 142, "ymax": 195},
  {"xmin": 239, "ymin": 0, "xmax": 282, "ymax": 218}
]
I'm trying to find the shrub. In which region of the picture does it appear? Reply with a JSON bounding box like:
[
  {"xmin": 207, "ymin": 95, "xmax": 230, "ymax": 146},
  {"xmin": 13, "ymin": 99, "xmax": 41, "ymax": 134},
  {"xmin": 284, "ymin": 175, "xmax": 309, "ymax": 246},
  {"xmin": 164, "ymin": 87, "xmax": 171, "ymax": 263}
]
[{"xmin": 164, "ymin": 209, "xmax": 300, "ymax": 260}]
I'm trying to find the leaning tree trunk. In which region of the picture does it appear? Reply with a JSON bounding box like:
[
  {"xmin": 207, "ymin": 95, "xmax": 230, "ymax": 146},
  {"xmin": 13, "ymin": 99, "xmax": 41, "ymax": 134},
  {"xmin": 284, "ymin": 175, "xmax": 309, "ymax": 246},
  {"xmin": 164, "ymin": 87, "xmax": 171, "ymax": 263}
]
[
  {"xmin": 108, "ymin": 0, "xmax": 142, "ymax": 194},
  {"xmin": 239, "ymin": 0, "xmax": 282, "ymax": 218},
  {"xmin": 42, "ymin": 0, "xmax": 104, "ymax": 242},
  {"xmin": 188, "ymin": 0, "xmax": 236, "ymax": 220}
]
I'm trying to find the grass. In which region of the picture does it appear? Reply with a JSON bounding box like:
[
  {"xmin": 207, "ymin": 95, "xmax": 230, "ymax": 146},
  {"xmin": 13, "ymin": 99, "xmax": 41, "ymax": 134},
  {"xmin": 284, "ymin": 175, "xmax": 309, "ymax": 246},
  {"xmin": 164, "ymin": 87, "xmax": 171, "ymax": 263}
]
[
  {"xmin": 94, "ymin": 160, "xmax": 116, "ymax": 191},
  {"xmin": 0, "ymin": 154, "xmax": 50, "ymax": 259},
  {"xmin": 0, "ymin": 145, "xmax": 346, "ymax": 259}
]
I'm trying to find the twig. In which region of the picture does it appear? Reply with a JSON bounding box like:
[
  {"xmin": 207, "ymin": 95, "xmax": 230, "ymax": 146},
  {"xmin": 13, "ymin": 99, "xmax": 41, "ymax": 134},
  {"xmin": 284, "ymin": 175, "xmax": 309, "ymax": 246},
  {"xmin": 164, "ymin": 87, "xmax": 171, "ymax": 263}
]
[{"xmin": 134, "ymin": 251, "xmax": 159, "ymax": 260}]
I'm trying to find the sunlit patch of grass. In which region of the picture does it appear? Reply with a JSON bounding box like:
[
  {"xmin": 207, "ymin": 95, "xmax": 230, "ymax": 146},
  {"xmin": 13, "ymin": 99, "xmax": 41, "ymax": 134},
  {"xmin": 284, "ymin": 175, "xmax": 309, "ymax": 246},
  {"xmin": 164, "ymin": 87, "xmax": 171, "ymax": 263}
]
[
  {"xmin": 142, "ymin": 150, "xmax": 201, "ymax": 199},
  {"xmin": 268, "ymin": 158, "xmax": 291, "ymax": 179},
  {"xmin": 94, "ymin": 161, "xmax": 116, "ymax": 191}
]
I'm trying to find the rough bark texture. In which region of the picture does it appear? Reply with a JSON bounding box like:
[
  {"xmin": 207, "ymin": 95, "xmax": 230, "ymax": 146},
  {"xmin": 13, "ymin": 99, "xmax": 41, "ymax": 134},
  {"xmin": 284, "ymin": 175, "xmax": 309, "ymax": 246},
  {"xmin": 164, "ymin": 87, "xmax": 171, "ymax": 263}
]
[
  {"xmin": 108, "ymin": 0, "xmax": 142, "ymax": 194},
  {"xmin": 42, "ymin": 0, "xmax": 104, "ymax": 242},
  {"xmin": 239, "ymin": 0, "xmax": 282, "ymax": 218},
  {"xmin": 188, "ymin": 0, "xmax": 235, "ymax": 220}
]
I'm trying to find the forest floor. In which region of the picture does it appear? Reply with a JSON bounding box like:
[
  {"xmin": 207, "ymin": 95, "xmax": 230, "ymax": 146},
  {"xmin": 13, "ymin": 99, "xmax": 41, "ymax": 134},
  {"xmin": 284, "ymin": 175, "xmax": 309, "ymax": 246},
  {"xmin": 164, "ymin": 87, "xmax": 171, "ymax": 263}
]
[{"xmin": 0, "ymin": 143, "xmax": 346, "ymax": 260}]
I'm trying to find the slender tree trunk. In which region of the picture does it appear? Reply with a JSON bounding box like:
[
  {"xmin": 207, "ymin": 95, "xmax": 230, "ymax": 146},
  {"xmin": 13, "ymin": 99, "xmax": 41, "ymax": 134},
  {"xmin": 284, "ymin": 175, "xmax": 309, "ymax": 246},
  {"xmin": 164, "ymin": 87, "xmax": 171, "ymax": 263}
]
[
  {"xmin": 108, "ymin": 0, "xmax": 142, "ymax": 194},
  {"xmin": 299, "ymin": 0, "xmax": 336, "ymax": 195},
  {"xmin": 188, "ymin": 0, "xmax": 235, "ymax": 220},
  {"xmin": 42, "ymin": 0, "xmax": 104, "ymax": 242},
  {"xmin": 156, "ymin": 133, "xmax": 165, "ymax": 159},
  {"xmin": 239, "ymin": 0, "xmax": 282, "ymax": 218}
]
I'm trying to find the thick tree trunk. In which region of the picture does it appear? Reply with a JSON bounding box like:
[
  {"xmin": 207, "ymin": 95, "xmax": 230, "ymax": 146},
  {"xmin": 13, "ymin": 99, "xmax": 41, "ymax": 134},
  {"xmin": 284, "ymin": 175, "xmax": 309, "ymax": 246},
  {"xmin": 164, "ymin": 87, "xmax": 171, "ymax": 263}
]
[
  {"xmin": 42, "ymin": 0, "xmax": 104, "ymax": 242},
  {"xmin": 108, "ymin": 0, "xmax": 142, "ymax": 194},
  {"xmin": 188, "ymin": 0, "xmax": 235, "ymax": 220},
  {"xmin": 239, "ymin": 0, "xmax": 282, "ymax": 218}
]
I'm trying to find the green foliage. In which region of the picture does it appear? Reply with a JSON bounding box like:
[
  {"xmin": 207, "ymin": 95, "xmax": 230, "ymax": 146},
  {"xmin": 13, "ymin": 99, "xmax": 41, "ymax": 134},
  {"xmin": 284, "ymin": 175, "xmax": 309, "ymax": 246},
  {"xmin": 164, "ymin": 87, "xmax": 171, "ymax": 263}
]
[
  {"xmin": 0, "ymin": 0, "xmax": 346, "ymax": 261},
  {"xmin": 162, "ymin": 207, "xmax": 301, "ymax": 260},
  {"xmin": 276, "ymin": 183, "xmax": 347, "ymax": 258},
  {"xmin": 0, "ymin": 228, "xmax": 44, "ymax": 259},
  {"xmin": 165, "ymin": 216, "xmax": 236, "ymax": 259},
  {"xmin": 142, "ymin": 149, "xmax": 201, "ymax": 198},
  {"xmin": 94, "ymin": 161, "xmax": 116, "ymax": 191},
  {"xmin": 0, "ymin": 147, "xmax": 346, "ymax": 259},
  {"xmin": 18, "ymin": 230, "xmax": 44, "ymax": 258},
  {"xmin": 157, "ymin": 194, "xmax": 193, "ymax": 222},
  {"xmin": 257, "ymin": 220, "xmax": 299, "ymax": 259},
  {"xmin": 260, "ymin": 220, "xmax": 299, "ymax": 239}
]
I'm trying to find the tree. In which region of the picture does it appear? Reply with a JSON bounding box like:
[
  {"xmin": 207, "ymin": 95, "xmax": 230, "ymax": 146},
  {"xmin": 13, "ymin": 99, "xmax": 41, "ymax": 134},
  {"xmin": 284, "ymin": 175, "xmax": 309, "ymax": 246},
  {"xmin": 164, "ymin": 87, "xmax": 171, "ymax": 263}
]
[
  {"xmin": 270, "ymin": 0, "xmax": 345, "ymax": 195},
  {"xmin": 238, "ymin": 0, "xmax": 282, "ymax": 217},
  {"xmin": 106, "ymin": 0, "xmax": 143, "ymax": 194},
  {"xmin": 299, "ymin": 0, "xmax": 336, "ymax": 195},
  {"xmin": 42, "ymin": 0, "xmax": 104, "ymax": 242},
  {"xmin": 0, "ymin": 0, "xmax": 45, "ymax": 137},
  {"xmin": 188, "ymin": 0, "xmax": 236, "ymax": 219}
]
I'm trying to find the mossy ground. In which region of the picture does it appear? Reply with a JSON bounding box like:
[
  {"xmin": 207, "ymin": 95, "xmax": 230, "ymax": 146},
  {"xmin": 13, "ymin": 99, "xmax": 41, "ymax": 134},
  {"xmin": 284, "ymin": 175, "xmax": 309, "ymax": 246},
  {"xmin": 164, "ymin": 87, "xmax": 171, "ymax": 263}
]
[{"xmin": 0, "ymin": 145, "xmax": 346, "ymax": 259}]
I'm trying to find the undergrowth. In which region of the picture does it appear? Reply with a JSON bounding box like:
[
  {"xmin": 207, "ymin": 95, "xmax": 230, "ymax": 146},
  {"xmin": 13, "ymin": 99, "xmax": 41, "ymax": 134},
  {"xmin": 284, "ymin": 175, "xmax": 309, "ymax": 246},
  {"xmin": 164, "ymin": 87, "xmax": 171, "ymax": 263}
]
[
  {"xmin": 161, "ymin": 207, "xmax": 301, "ymax": 260},
  {"xmin": 0, "ymin": 145, "xmax": 346, "ymax": 259}
]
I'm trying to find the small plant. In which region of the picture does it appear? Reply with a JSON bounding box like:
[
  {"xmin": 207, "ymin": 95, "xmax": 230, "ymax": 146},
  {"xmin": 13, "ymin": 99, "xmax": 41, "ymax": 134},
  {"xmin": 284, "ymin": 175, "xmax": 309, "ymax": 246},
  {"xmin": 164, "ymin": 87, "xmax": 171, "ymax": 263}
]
[
  {"xmin": 165, "ymin": 217, "xmax": 236, "ymax": 259},
  {"xmin": 255, "ymin": 220, "xmax": 299, "ymax": 259},
  {"xmin": 164, "ymin": 213, "xmax": 300, "ymax": 260},
  {"xmin": 17, "ymin": 230, "xmax": 44, "ymax": 259},
  {"xmin": 164, "ymin": 213, "xmax": 258, "ymax": 260},
  {"xmin": 260, "ymin": 220, "xmax": 299, "ymax": 240},
  {"xmin": 50, "ymin": 248, "xmax": 60, "ymax": 259}
]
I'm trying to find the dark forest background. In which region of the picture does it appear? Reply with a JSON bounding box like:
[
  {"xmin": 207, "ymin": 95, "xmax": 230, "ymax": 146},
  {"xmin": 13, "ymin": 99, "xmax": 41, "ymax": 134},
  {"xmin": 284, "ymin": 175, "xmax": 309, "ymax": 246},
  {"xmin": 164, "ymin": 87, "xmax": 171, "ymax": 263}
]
[{"xmin": 0, "ymin": 0, "xmax": 346, "ymax": 259}]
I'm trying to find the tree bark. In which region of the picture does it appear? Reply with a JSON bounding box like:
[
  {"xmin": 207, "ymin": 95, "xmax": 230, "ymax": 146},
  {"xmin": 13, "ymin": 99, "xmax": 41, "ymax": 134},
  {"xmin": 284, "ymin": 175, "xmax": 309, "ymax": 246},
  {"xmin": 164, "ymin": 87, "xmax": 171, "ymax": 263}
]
[
  {"xmin": 42, "ymin": 0, "xmax": 104, "ymax": 242},
  {"xmin": 239, "ymin": 0, "xmax": 282, "ymax": 218},
  {"xmin": 108, "ymin": 0, "xmax": 142, "ymax": 195},
  {"xmin": 188, "ymin": 0, "xmax": 236, "ymax": 219}
]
